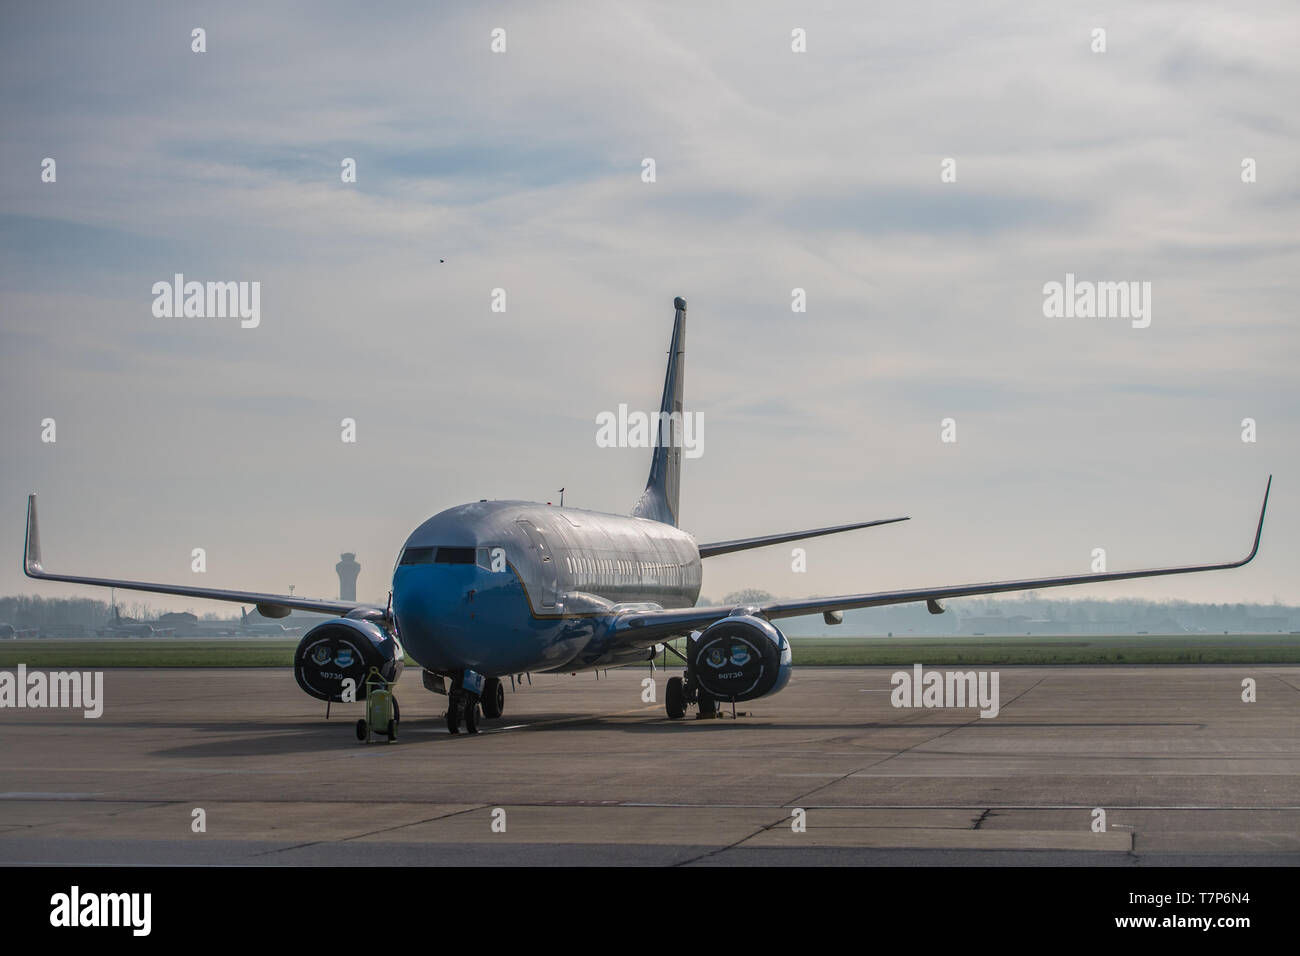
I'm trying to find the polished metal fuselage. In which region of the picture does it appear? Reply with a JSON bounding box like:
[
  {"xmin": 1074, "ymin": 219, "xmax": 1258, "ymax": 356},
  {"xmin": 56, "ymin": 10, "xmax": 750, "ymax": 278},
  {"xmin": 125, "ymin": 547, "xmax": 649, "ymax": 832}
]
[{"xmin": 391, "ymin": 500, "xmax": 701, "ymax": 676}]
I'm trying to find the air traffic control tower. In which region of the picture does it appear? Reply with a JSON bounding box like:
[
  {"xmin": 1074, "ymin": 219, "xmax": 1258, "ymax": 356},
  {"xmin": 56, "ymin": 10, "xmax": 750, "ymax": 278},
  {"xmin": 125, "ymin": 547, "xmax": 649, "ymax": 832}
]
[{"xmin": 336, "ymin": 553, "xmax": 360, "ymax": 601}]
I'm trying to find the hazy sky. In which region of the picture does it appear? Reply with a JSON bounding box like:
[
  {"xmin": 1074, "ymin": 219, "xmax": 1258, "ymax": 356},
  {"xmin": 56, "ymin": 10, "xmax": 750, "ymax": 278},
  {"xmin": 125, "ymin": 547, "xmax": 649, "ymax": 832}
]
[{"xmin": 1, "ymin": 1, "xmax": 1296, "ymax": 614}]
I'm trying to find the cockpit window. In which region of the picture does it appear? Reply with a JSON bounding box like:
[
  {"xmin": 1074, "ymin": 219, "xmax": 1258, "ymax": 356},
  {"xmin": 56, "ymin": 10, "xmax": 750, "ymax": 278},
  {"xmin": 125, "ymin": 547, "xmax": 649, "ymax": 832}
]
[
  {"xmin": 399, "ymin": 547, "xmax": 435, "ymax": 565},
  {"xmin": 434, "ymin": 547, "xmax": 476, "ymax": 564},
  {"xmin": 398, "ymin": 546, "xmax": 477, "ymax": 565}
]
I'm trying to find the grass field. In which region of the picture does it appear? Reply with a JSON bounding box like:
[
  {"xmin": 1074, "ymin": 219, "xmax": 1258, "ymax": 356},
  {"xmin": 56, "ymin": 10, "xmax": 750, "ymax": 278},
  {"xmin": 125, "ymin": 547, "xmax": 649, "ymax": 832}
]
[
  {"xmin": 1, "ymin": 634, "xmax": 1298, "ymax": 668},
  {"xmin": 0, "ymin": 639, "xmax": 300, "ymax": 668}
]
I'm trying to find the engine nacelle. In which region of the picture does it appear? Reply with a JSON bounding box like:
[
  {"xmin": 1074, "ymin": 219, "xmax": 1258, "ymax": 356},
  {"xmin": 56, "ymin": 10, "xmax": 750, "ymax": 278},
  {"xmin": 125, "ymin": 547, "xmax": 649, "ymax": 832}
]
[
  {"xmin": 293, "ymin": 617, "xmax": 404, "ymax": 703},
  {"xmin": 690, "ymin": 614, "xmax": 792, "ymax": 703}
]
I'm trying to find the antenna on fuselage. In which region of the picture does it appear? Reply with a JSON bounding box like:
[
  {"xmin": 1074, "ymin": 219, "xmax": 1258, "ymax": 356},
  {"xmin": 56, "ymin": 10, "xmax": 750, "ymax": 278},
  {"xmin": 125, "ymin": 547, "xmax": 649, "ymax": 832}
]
[{"xmin": 558, "ymin": 487, "xmax": 565, "ymax": 507}]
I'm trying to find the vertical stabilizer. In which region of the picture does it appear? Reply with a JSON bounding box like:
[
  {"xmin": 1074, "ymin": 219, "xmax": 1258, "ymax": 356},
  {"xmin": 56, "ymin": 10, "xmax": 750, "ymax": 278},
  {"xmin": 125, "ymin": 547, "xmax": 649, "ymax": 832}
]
[{"xmin": 631, "ymin": 297, "xmax": 687, "ymax": 526}]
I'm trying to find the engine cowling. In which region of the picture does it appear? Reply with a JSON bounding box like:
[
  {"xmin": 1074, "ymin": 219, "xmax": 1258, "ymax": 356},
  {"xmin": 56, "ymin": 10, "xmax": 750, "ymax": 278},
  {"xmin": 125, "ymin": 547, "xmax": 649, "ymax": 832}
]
[
  {"xmin": 690, "ymin": 614, "xmax": 792, "ymax": 703},
  {"xmin": 293, "ymin": 617, "xmax": 404, "ymax": 702}
]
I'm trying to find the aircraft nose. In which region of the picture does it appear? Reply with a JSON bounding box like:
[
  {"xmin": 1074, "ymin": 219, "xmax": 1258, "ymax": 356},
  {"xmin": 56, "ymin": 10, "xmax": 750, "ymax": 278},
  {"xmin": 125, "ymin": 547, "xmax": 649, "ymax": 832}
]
[
  {"xmin": 392, "ymin": 573, "xmax": 441, "ymax": 661},
  {"xmin": 392, "ymin": 566, "xmax": 480, "ymax": 672}
]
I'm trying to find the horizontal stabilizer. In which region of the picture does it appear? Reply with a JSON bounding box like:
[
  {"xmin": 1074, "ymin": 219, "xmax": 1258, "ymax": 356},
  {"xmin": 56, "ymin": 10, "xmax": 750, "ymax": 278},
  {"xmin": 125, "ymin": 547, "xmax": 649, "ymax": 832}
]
[{"xmin": 697, "ymin": 516, "xmax": 909, "ymax": 559}]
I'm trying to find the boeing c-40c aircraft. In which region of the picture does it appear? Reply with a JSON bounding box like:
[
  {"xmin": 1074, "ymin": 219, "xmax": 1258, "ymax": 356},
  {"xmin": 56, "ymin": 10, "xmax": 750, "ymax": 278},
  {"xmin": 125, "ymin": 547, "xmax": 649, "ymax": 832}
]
[{"xmin": 23, "ymin": 297, "xmax": 1271, "ymax": 733}]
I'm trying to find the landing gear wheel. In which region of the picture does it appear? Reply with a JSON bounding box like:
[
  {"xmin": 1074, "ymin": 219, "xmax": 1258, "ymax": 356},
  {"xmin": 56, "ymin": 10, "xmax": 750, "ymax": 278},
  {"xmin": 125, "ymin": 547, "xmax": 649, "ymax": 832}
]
[
  {"xmin": 697, "ymin": 694, "xmax": 716, "ymax": 718},
  {"xmin": 355, "ymin": 718, "xmax": 367, "ymax": 742},
  {"xmin": 446, "ymin": 695, "xmax": 462, "ymax": 735},
  {"xmin": 463, "ymin": 696, "xmax": 480, "ymax": 734},
  {"xmin": 386, "ymin": 719, "xmax": 398, "ymax": 742},
  {"xmin": 665, "ymin": 677, "xmax": 685, "ymax": 719},
  {"xmin": 481, "ymin": 678, "xmax": 504, "ymax": 719}
]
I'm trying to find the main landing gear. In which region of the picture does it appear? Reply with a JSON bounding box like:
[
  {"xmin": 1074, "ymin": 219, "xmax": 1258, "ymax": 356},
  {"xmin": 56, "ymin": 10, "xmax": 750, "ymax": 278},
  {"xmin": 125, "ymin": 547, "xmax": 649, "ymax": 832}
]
[
  {"xmin": 665, "ymin": 675, "xmax": 719, "ymax": 720},
  {"xmin": 661, "ymin": 643, "xmax": 721, "ymax": 720}
]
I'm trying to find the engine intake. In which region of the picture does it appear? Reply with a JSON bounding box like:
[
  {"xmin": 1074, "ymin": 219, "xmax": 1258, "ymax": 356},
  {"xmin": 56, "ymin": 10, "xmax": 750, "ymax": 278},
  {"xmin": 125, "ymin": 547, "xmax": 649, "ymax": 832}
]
[
  {"xmin": 293, "ymin": 617, "xmax": 403, "ymax": 702},
  {"xmin": 690, "ymin": 614, "xmax": 792, "ymax": 703}
]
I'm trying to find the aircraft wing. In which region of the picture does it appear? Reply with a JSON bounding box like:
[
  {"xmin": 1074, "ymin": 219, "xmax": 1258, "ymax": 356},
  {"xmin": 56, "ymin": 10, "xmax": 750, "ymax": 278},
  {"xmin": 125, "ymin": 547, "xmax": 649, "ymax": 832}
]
[
  {"xmin": 696, "ymin": 515, "xmax": 909, "ymax": 558},
  {"xmin": 616, "ymin": 477, "xmax": 1271, "ymax": 644},
  {"xmin": 23, "ymin": 495, "xmax": 372, "ymax": 618}
]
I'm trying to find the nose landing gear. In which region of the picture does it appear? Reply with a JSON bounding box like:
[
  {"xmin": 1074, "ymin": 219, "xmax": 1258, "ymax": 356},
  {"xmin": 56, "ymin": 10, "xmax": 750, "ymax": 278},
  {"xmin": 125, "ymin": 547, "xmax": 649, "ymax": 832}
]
[
  {"xmin": 445, "ymin": 689, "xmax": 481, "ymax": 735},
  {"xmin": 431, "ymin": 670, "xmax": 503, "ymax": 735}
]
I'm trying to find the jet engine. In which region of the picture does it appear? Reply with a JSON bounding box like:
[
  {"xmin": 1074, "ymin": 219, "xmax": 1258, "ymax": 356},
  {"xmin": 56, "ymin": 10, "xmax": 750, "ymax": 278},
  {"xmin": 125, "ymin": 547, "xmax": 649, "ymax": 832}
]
[
  {"xmin": 690, "ymin": 614, "xmax": 792, "ymax": 703},
  {"xmin": 293, "ymin": 617, "xmax": 404, "ymax": 702}
]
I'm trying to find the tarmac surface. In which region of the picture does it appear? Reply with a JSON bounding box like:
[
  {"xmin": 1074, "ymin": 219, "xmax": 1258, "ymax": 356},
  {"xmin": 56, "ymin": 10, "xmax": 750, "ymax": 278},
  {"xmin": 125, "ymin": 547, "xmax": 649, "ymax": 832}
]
[{"xmin": 2, "ymin": 665, "xmax": 1299, "ymax": 865}]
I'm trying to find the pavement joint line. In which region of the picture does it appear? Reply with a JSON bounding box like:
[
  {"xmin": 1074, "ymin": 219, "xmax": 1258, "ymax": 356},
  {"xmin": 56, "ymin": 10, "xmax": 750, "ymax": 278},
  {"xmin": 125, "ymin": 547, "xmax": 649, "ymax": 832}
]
[
  {"xmin": 784, "ymin": 678, "xmax": 1046, "ymax": 807},
  {"xmin": 1271, "ymin": 674, "xmax": 1300, "ymax": 694},
  {"xmin": 672, "ymin": 811, "xmax": 793, "ymax": 867},
  {"xmin": 336, "ymin": 803, "xmax": 491, "ymax": 843}
]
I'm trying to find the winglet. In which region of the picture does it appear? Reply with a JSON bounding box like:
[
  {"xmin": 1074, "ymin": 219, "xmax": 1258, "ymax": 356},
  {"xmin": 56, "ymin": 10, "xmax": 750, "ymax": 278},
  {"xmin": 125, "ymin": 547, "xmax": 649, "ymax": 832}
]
[
  {"xmin": 1241, "ymin": 474, "xmax": 1271, "ymax": 566},
  {"xmin": 24, "ymin": 494, "xmax": 43, "ymax": 576}
]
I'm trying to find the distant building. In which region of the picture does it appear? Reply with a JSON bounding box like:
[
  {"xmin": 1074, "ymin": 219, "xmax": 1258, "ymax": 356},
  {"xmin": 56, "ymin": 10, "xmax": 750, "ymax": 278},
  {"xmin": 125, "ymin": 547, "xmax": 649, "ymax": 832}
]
[{"xmin": 336, "ymin": 553, "xmax": 360, "ymax": 602}]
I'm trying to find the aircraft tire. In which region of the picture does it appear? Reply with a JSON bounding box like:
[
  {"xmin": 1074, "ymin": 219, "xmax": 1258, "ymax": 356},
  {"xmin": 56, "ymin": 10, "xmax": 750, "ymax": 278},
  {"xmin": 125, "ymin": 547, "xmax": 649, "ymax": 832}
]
[
  {"xmin": 698, "ymin": 693, "xmax": 716, "ymax": 718},
  {"xmin": 666, "ymin": 677, "xmax": 685, "ymax": 719},
  {"xmin": 464, "ymin": 696, "xmax": 480, "ymax": 734},
  {"xmin": 481, "ymin": 678, "xmax": 504, "ymax": 718},
  {"xmin": 446, "ymin": 695, "xmax": 461, "ymax": 735}
]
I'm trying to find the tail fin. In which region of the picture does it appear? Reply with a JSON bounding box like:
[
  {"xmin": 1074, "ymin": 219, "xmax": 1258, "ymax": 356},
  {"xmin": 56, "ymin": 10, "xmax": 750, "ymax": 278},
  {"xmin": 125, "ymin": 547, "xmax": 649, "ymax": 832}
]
[{"xmin": 631, "ymin": 296, "xmax": 687, "ymax": 526}]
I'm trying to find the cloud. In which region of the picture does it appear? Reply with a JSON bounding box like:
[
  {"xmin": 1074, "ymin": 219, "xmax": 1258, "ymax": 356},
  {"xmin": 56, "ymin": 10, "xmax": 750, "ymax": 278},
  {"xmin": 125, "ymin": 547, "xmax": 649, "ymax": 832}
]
[{"xmin": 0, "ymin": 1, "xmax": 1296, "ymax": 608}]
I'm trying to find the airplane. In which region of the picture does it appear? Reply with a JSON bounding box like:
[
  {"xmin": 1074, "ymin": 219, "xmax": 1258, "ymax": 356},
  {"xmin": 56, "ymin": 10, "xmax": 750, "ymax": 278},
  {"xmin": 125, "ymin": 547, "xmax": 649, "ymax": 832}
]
[
  {"xmin": 236, "ymin": 606, "xmax": 304, "ymax": 636},
  {"xmin": 101, "ymin": 601, "xmax": 174, "ymax": 638},
  {"xmin": 22, "ymin": 296, "xmax": 1271, "ymax": 734}
]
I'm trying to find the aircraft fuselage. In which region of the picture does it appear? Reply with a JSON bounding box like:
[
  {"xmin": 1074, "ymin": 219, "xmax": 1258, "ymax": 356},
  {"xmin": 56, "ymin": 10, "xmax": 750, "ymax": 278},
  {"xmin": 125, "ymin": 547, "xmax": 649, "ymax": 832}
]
[{"xmin": 392, "ymin": 500, "xmax": 701, "ymax": 676}]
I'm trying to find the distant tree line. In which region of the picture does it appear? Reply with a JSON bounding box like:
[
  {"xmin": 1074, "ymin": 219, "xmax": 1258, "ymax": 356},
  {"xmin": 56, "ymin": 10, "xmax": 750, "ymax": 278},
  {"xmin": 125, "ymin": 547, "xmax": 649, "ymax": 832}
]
[{"xmin": 0, "ymin": 595, "xmax": 235, "ymax": 628}]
